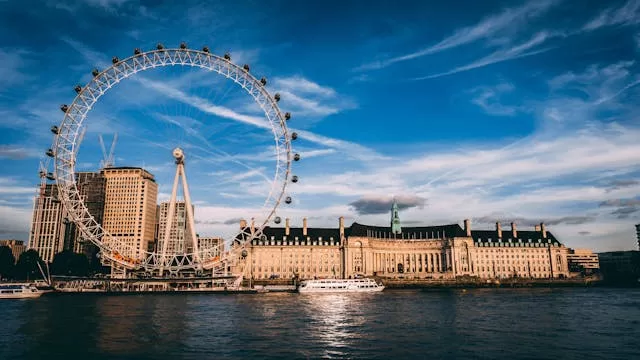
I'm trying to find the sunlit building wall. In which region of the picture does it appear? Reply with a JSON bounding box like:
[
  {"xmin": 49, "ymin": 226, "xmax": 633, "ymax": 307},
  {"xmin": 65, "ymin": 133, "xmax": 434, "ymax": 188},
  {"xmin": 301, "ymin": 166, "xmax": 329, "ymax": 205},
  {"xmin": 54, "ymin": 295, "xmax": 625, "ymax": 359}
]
[
  {"xmin": 101, "ymin": 167, "xmax": 158, "ymax": 260},
  {"xmin": 28, "ymin": 184, "xmax": 66, "ymax": 263}
]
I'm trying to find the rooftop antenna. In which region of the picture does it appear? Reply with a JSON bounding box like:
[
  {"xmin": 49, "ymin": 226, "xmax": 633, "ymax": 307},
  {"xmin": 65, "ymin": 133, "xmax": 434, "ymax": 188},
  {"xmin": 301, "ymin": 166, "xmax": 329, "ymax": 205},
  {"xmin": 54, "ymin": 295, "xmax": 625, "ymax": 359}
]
[{"xmin": 99, "ymin": 132, "xmax": 118, "ymax": 168}]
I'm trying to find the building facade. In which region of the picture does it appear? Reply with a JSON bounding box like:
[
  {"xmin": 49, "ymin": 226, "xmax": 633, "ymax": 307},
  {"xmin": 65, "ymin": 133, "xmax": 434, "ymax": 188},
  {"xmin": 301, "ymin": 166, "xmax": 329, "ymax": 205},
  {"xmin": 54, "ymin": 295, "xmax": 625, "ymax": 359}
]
[
  {"xmin": 636, "ymin": 224, "xmax": 640, "ymax": 251},
  {"xmin": 566, "ymin": 248, "xmax": 600, "ymax": 275},
  {"xmin": 28, "ymin": 184, "xmax": 67, "ymax": 262},
  {"xmin": 157, "ymin": 201, "xmax": 194, "ymax": 255},
  {"xmin": 71, "ymin": 172, "xmax": 106, "ymax": 257},
  {"xmin": 236, "ymin": 207, "xmax": 571, "ymax": 281},
  {"xmin": 101, "ymin": 167, "xmax": 158, "ymax": 260},
  {"xmin": 0, "ymin": 239, "xmax": 26, "ymax": 263},
  {"xmin": 598, "ymin": 250, "xmax": 640, "ymax": 283}
]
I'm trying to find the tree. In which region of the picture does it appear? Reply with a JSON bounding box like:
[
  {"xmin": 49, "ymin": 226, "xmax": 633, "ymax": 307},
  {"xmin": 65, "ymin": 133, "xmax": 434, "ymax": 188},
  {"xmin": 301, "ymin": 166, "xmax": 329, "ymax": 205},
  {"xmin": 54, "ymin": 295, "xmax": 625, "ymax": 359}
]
[
  {"xmin": 51, "ymin": 250, "xmax": 90, "ymax": 276},
  {"xmin": 0, "ymin": 246, "xmax": 16, "ymax": 280},
  {"xmin": 14, "ymin": 249, "xmax": 46, "ymax": 281}
]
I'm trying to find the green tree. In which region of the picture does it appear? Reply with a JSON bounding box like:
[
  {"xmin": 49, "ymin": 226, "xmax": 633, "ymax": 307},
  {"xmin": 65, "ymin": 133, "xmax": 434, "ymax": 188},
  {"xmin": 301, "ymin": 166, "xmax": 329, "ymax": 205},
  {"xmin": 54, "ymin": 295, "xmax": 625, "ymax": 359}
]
[
  {"xmin": 0, "ymin": 245, "xmax": 16, "ymax": 280},
  {"xmin": 51, "ymin": 250, "xmax": 90, "ymax": 276},
  {"xmin": 14, "ymin": 249, "xmax": 46, "ymax": 281}
]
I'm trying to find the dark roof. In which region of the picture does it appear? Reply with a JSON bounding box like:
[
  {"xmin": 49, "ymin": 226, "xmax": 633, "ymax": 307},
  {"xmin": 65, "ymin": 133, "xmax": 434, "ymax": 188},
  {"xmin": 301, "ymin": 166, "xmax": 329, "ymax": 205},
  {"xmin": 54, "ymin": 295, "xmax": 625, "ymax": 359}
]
[
  {"xmin": 348, "ymin": 222, "xmax": 467, "ymax": 239},
  {"xmin": 261, "ymin": 226, "xmax": 340, "ymax": 240},
  {"xmin": 470, "ymin": 230, "xmax": 562, "ymax": 246}
]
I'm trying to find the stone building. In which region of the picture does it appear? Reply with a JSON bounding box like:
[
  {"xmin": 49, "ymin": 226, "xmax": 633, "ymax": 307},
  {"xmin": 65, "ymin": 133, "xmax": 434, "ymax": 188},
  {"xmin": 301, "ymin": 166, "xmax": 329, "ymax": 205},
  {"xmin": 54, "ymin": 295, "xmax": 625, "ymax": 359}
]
[{"xmin": 237, "ymin": 201, "xmax": 571, "ymax": 280}]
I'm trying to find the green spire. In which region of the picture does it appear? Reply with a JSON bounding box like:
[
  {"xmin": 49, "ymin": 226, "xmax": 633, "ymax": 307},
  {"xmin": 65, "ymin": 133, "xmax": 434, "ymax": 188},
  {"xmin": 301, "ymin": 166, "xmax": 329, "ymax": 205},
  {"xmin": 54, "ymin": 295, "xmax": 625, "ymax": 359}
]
[{"xmin": 391, "ymin": 198, "xmax": 402, "ymax": 234}]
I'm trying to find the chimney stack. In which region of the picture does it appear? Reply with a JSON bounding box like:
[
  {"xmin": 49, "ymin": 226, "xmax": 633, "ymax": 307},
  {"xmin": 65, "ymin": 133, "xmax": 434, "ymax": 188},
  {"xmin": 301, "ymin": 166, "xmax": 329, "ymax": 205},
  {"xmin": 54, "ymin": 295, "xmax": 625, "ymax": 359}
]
[
  {"xmin": 285, "ymin": 218, "xmax": 290, "ymax": 236},
  {"xmin": 464, "ymin": 219, "xmax": 471, "ymax": 237},
  {"xmin": 339, "ymin": 216, "xmax": 345, "ymax": 238},
  {"xmin": 303, "ymin": 217, "xmax": 308, "ymax": 236},
  {"xmin": 496, "ymin": 222, "xmax": 502, "ymax": 238},
  {"xmin": 240, "ymin": 219, "xmax": 247, "ymax": 229},
  {"xmin": 511, "ymin": 222, "xmax": 517, "ymax": 238},
  {"xmin": 535, "ymin": 224, "xmax": 541, "ymax": 231},
  {"xmin": 541, "ymin": 222, "xmax": 547, "ymax": 239}
]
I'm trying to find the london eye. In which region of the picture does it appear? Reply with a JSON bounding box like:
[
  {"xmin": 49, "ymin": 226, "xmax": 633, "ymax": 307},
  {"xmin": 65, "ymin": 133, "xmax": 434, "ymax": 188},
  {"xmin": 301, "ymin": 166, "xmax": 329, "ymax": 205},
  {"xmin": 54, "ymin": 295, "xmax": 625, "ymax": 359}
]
[{"xmin": 42, "ymin": 43, "xmax": 300, "ymax": 274}]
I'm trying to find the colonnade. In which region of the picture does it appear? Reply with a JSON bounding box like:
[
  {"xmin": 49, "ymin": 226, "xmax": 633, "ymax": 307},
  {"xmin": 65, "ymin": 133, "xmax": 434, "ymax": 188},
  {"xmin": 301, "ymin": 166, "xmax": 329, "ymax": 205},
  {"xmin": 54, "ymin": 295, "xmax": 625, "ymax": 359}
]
[{"xmin": 371, "ymin": 252, "xmax": 448, "ymax": 274}]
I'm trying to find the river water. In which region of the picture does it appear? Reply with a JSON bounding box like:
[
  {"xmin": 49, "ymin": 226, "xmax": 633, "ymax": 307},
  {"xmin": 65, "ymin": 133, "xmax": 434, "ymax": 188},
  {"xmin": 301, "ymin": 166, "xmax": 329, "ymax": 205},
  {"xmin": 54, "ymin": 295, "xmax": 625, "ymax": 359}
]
[{"xmin": 1, "ymin": 287, "xmax": 639, "ymax": 359}]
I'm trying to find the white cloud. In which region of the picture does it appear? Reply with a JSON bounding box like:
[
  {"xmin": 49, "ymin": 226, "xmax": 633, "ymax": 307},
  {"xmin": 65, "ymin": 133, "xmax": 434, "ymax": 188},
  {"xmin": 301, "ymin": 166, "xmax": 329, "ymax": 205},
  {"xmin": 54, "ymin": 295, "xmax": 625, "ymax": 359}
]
[
  {"xmin": 583, "ymin": 0, "xmax": 640, "ymax": 31},
  {"xmin": 0, "ymin": 49, "xmax": 30, "ymax": 90},
  {"xmin": 355, "ymin": 0, "xmax": 559, "ymax": 71},
  {"xmin": 415, "ymin": 31, "xmax": 558, "ymax": 80},
  {"xmin": 470, "ymin": 82, "xmax": 519, "ymax": 116},
  {"xmin": 273, "ymin": 76, "xmax": 356, "ymax": 118}
]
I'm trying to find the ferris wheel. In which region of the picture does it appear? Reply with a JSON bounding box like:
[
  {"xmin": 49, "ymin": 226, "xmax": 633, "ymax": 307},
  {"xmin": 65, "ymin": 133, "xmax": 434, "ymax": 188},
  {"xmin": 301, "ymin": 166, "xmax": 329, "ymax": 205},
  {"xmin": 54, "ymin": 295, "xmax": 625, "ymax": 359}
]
[{"xmin": 44, "ymin": 42, "xmax": 300, "ymax": 273}]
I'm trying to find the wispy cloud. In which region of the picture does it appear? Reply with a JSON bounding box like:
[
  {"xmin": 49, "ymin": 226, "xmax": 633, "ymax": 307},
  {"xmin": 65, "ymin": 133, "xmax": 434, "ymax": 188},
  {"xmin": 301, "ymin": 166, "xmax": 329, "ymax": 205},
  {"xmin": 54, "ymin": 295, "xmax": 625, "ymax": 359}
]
[
  {"xmin": 0, "ymin": 49, "xmax": 30, "ymax": 90},
  {"xmin": 355, "ymin": 0, "xmax": 559, "ymax": 71},
  {"xmin": 583, "ymin": 0, "xmax": 640, "ymax": 31},
  {"xmin": 470, "ymin": 82, "xmax": 519, "ymax": 116},
  {"xmin": 273, "ymin": 76, "xmax": 357, "ymax": 118},
  {"xmin": 0, "ymin": 145, "xmax": 40, "ymax": 160},
  {"xmin": 414, "ymin": 31, "xmax": 558, "ymax": 80}
]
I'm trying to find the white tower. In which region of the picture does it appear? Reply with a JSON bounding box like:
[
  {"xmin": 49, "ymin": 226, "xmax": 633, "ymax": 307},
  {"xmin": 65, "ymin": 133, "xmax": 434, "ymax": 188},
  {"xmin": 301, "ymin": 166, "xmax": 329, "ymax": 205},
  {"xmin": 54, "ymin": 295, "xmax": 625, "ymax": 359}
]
[{"xmin": 159, "ymin": 148, "xmax": 199, "ymax": 275}]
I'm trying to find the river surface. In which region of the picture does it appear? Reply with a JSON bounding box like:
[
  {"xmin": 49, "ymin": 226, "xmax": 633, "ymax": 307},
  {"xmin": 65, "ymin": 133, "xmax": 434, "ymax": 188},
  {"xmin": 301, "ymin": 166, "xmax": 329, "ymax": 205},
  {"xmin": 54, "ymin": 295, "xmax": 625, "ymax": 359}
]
[{"xmin": 1, "ymin": 287, "xmax": 639, "ymax": 359}]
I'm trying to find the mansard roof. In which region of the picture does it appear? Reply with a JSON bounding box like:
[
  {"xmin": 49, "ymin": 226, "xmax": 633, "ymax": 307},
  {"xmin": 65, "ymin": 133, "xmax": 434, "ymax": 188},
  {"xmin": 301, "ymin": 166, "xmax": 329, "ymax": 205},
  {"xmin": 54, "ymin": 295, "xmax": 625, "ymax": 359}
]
[
  {"xmin": 470, "ymin": 229, "xmax": 562, "ymax": 246},
  {"xmin": 348, "ymin": 222, "xmax": 467, "ymax": 239},
  {"xmin": 261, "ymin": 226, "xmax": 341, "ymax": 240}
]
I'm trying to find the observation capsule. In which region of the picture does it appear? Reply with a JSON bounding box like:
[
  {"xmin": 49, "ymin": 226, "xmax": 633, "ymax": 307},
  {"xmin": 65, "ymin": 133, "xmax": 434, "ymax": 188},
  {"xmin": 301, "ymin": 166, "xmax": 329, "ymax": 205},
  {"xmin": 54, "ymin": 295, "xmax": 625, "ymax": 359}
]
[
  {"xmin": 291, "ymin": 175, "xmax": 299, "ymax": 183},
  {"xmin": 180, "ymin": 42, "xmax": 187, "ymax": 49},
  {"xmin": 60, "ymin": 104, "xmax": 68, "ymax": 113},
  {"xmin": 293, "ymin": 153, "xmax": 300, "ymax": 161},
  {"xmin": 51, "ymin": 126, "xmax": 59, "ymax": 135},
  {"xmin": 91, "ymin": 68, "xmax": 99, "ymax": 77},
  {"xmin": 284, "ymin": 112, "xmax": 291, "ymax": 120},
  {"xmin": 112, "ymin": 56, "xmax": 119, "ymax": 64},
  {"xmin": 156, "ymin": 43, "xmax": 165, "ymax": 50},
  {"xmin": 46, "ymin": 172, "xmax": 55, "ymax": 181},
  {"xmin": 274, "ymin": 216, "xmax": 282, "ymax": 224},
  {"xmin": 46, "ymin": 149, "xmax": 54, "ymax": 157},
  {"xmin": 260, "ymin": 77, "xmax": 267, "ymax": 86},
  {"xmin": 134, "ymin": 48, "xmax": 141, "ymax": 55},
  {"xmin": 74, "ymin": 85, "xmax": 82, "ymax": 94},
  {"xmin": 285, "ymin": 196, "xmax": 292, "ymax": 204},
  {"xmin": 202, "ymin": 46, "xmax": 210, "ymax": 53},
  {"xmin": 223, "ymin": 53, "xmax": 231, "ymax": 61},
  {"xmin": 241, "ymin": 249, "xmax": 248, "ymax": 258},
  {"xmin": 39, "ymin": 170, "xmax": 46, "ymax": 178},
  {"xmin": 291, "ymin": 132, "xmax": 298, "ymax": 140},
  {"xmin": 274, "ymin": 93, "xmax": 281, "ymax": 102},
  {"xmin": 243, "ymin": 64, "xmax": 250, "ymax": 72}
]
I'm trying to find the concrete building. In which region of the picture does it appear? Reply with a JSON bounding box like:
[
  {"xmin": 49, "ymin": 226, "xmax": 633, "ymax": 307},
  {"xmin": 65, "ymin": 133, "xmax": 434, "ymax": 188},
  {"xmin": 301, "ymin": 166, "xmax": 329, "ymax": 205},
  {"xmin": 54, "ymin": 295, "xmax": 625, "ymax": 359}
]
[
  {"xmin": 566, "ymin": 248, "xmax": 600, "ymax": 275},
  {"xmin": 636, "ymin": 224, "xmax": 640, "ymax": 251},
  {"xmin": 157, "ymin": 201, "xmax": 194, "ymax": 255},
  {"xmin": 236, "ymin": 201, "xmax": 572, "ymax": 281},
  {"xmin": 197, "ymin": 236, "xmax": 224, "ymax": 257},
  {"xmin": 0, "ymin": 240, "xmax": 26, "ymax": 263},
  {"xmin": 28, "ymin": 184, "xmax": 67, "ymax": 262},
  {"xmin": 101, "ymin": 167, "xmax": 158, "ymax": 260}
]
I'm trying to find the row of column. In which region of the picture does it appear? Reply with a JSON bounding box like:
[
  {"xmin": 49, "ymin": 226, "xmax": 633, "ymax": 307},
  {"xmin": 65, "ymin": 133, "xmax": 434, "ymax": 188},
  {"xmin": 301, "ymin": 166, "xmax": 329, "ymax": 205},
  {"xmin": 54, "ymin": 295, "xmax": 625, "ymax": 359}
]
[{"xmin": 373, "ymin": 252, "xmax": 448, "ymax": 274}]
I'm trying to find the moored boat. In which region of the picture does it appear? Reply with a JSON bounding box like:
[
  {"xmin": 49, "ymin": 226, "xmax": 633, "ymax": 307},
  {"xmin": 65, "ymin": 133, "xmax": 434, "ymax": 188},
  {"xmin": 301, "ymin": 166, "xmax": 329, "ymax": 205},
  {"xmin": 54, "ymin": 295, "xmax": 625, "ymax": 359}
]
[
  {"xmin": 298, "ymin": 278, "xmax": 385, "ymax": 293},
  {"xmin": 0, "ymin": 283, "xmax": 45, "ymax": 299}
]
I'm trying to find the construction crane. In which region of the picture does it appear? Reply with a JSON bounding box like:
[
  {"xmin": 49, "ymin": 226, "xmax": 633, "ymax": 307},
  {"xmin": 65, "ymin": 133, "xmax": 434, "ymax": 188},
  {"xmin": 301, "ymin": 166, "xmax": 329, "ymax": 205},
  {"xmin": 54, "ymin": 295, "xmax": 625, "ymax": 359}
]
[{"xmin": 99, "ymin": 133, "xmax": 118, "ymax": 169}]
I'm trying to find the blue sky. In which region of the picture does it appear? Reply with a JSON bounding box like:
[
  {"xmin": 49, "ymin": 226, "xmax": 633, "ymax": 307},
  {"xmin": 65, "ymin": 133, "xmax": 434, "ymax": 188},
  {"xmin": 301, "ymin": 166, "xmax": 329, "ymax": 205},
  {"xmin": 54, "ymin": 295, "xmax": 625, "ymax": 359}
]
[{"xmin": 1, "ymin": 0, "xmax": 639, "ymax": 251}]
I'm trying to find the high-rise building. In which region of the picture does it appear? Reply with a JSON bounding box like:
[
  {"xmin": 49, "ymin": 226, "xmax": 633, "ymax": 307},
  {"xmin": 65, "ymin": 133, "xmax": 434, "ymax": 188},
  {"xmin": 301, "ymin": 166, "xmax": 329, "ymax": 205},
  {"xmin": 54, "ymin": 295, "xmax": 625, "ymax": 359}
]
[
  {"xmin": 28, "ymin": 184, "xmax": 67, "ymax": 262},
  {"xmin": 101, "ymin": 167, "xmax": 158, "ymax": 260},
  {"xmin": 636, "ymin": 224, "xmax": 640, "ymax": 251},
  {"xmin": 157, "ymin": 201, "xmax": 194, "ymax": 255},
  {"xmin": 71, "ymin": 172, "xmax": 106, "ymax": 257}
]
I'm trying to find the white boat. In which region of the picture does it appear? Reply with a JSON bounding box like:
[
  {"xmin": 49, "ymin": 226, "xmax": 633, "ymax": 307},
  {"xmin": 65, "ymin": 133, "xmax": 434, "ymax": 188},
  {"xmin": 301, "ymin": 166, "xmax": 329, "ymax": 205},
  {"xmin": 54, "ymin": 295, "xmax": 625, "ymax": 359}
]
[
  {"xmin": 0, "ymin": 283, "xmax": 45, "ymax": 299},
  {"xmin": 298, "ymin": 278, "xmax": 385, "ymax": 293}
]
